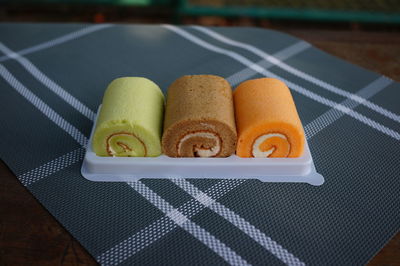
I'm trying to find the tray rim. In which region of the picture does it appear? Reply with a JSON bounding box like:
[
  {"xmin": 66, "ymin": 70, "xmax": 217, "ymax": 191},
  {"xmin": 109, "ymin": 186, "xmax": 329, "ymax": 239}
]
[{"xmin": 80, "ymin": 105, "xmax": 324, "ymax": 186}]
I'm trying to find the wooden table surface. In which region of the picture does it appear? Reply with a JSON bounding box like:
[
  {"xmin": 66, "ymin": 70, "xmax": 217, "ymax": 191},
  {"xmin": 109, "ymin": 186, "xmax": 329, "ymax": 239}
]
[{"xmin": 1, "ymin": 27, "xmax": 399, "ymax": 265}]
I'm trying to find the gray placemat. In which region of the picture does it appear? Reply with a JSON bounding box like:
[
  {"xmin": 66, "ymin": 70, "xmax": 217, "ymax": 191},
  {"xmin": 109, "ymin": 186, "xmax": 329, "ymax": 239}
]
[{"xmin": 1, "ymin": 23, "xmax": 399, "ymax": 265}]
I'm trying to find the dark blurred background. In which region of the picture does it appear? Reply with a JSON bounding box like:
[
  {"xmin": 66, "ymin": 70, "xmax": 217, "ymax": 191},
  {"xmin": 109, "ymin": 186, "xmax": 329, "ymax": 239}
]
[{"xmin": 1, "ymin": 0, "xmax": 400, "ymax": 30}]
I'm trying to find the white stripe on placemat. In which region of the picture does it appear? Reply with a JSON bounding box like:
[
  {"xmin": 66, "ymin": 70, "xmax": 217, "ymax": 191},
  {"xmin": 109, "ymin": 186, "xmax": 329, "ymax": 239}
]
[
  {"xmin": 96, "ymin": 180, "xmax": 246, "ymax": 265},
  {"xmin": 305, "ymin": 76, "xmax": 393, "ymax": 139},
  {"xmin": 0, "ymin": 64, "xmax": 88, "ymax": 147},
  {"xmin": 171, "ymin": 179, "xmax": 305, "ymax": 266},
  {"xmin": 226, "ymin": 40, "xmax": 310, "ymax": 86},
  {"xmin": 127, "ymin": 181, "xmax": 250, "ymax": 266},
  {"xmin": 19, "ymin": 147, "xmax": 85, "ymax": 186},
  {"xmin": 0, "ymin": 42, "xmax": 96, "ymax": 121},
  {"xmin": 192, "ymin": 26, "xmax": 400, "ymax": 124},
  {"xmin": 163, "ymin": 25, "xmax": 400, "ymax": 141},
  {"xmin": 0, "ymin": 24, "xmax": 113, "ymax": 62},
  {"xmin": 97, "ymin": 216, "xmax": 177, "ymax": 265},
  {"xmin": 293, "ymin": 81, "xmax": 400, "ymax": 140}
]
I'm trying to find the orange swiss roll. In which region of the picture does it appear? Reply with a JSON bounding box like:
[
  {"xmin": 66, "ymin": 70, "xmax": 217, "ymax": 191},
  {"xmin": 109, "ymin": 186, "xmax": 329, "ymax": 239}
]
[{"xmin": 234, "ymin": 78, "xmax": 305, "ymax": 158}]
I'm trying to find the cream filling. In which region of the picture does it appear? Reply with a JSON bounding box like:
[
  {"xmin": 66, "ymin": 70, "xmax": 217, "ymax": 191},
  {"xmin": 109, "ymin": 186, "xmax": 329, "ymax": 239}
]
[
  {"xmin": 107, "ymin": 133, "xmax": 145, "ymax": 157},
  {"xmin": 252, "ymin": 133, "xmax": 289, "ymax": 158},
  {"xmin": 178, "ymin": 132, "xmax": 221, "ymax": 157}
]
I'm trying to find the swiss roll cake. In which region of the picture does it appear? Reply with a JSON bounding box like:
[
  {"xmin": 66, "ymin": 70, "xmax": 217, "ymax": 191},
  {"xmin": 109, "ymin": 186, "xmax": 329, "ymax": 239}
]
[
  {"xmin": 92, "ymin": 77, "xmax": 164, "ymax": 157},
  {"xmin": 162, "ymin": 75, "xmax": 237, "ymax": 157},
  {"xmin": 234, "ymin": 78, "xmax": 305, "ymax": 158}
]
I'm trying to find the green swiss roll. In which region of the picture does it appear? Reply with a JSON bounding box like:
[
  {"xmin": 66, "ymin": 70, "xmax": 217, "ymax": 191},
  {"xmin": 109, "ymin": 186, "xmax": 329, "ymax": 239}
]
[{"xmin": 93, "ymin": 77, "xmax": 164, "ymax": 157}]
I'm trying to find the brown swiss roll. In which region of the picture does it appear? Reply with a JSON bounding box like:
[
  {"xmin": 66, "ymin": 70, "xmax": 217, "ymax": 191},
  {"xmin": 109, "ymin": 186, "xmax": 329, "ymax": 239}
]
[{"xmin": 162, "ymin": 75, "xmax": 237, "ymax": 157}]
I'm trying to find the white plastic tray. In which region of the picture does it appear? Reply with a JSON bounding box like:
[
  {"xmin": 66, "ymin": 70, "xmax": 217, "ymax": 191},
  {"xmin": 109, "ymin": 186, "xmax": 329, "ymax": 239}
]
[{"xmin": 81, "ymin": 107, "xmax": 324, "ymax": 186}]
